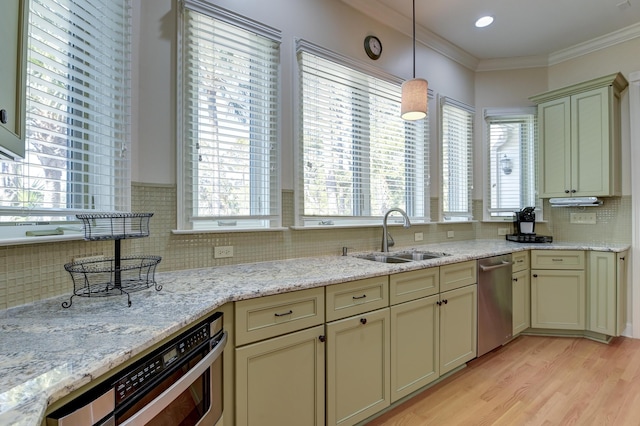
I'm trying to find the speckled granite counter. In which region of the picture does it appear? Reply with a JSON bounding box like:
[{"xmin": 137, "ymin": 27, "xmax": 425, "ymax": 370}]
[{"xmin": 0, "ymin": 240, "xmax": 629, "ymax": 426}]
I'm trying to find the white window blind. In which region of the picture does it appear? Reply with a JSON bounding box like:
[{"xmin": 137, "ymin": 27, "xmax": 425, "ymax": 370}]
[
  {"xmin": 178, "ymin": 2, "xmax": 281, "ymax": 231},
  {"xmin": 0, "ymin": 0, "xmax": 131, "ymax": 225},
  {"xmin": 485, "ymin": 108, "xmax": 540, "ymax": 220},
  {"xmin": 297, "ymin": 43, "xmax": 430, "ymax": 226},
  {"xmin": 440, "ymin": 97, "xmax": 474, "ymax": 221}
]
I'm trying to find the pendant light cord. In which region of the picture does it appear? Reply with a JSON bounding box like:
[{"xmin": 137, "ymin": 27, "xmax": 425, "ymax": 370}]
[{"xmin": 412, "ymin": 0, "xmax": 416, "ymax": 79}]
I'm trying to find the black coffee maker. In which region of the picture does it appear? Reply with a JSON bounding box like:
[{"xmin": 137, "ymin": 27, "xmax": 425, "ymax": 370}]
[{"xmin": 514, "ymin": 207, "xmax": 535, "ymax": 235}]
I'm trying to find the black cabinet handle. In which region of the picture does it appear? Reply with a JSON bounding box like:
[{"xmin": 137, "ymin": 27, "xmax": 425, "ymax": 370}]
[
  {"xmin": 274, "ymin": 310, "xmax": 293, "ymax": 317},
  {"xmin": 0, "ymin": 109, "xmax": 7, "ymax": 124},
  {"xmin": 318, "ymin": 335, "xmax": 326, "ymax": 343},
  {"xmin": 533, "ymin": 274, "xmax": 538, "ymax": 277},
  {"xmin": 360, "ymin": 318, "xmax": 367, "ymax": 325},
  {"xmin": 565, "ymin": 190, "xmax": 570, "ymax": 193},
  {"xmin": 513, "ymin": 277, "xmax": 518, "ymax": 282},
  {"xmin": 443, "ymin": 299, "xmax": 448, "ymax": 304},
  {"xmin": 352, "ymin": 294, "xmax": 367, "ymax": 300}
]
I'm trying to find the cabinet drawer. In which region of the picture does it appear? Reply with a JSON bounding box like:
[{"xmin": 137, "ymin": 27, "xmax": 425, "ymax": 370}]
[
  {"xmin": 512, "ymin": 250, "xmax": 530, "ymax": 273},
  {"xmin": 326, "ymin": 276, "xmax": 389, "ymax": 322},
  {"xmin": 531, "ymin": 250, "xmax": 584, "ymax": 270},
  {"xmin": 389, "ymin": 267, "xmax": 439, "ymax": 305},
  {"xmin": 235, "ymin": 287, "xmax": 325, "ymax": 346},
  {"xmin": 440, "ymin": 260, "xmax": 477, "ymax": 292}
]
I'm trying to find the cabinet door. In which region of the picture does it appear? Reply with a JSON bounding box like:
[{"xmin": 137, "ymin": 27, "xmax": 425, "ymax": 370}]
[
  {"xmin": 0, "ymin": 0, "xmax": 28, "ymax": 159},
  {"xmin": 512, "ymin": 269, "xmax": 530, "ymax": 335},
  {"xmin": 588, "ymin": 251, "xmax": 616, "ymax": 336},
  {"xmin": 531, "ymin": 270, "xmax": 585, "ymax": 330},
  {"xmin": 326, "ymin": 308, "xmax": 390, "ymax": 426},
  {"xmin": 235, "ymin": 325, "xmax": 325, "ymax": 426},
  {"xmin": 390, "ymin": 295, "xmax": 439, "ymax": 402},
  {"xmin": 439, "ymin": 285, "xmax": 477, "ymax": 375},
  {"xmin": 538, "ymin": 97, "xmax": 571, "ymax": 197},
  {"xmin": 617, "ymin": 251, "xmax": 628, "ymax": 336},
  {"xmin": 571, "ymin": 87, "xmax": 612, "ymax": 196}
]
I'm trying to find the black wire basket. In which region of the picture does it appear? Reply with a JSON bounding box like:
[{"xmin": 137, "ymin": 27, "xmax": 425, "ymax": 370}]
[
  {"xmin": 63, "ymin": 213, "xmax": 162, "ymax": 308},
  {"xmin": 64, "ymin": 256, "xmax": 162, "ymax": 307}
]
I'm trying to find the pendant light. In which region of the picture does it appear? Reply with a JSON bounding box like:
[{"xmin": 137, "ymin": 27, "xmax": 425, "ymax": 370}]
[{"xmin": 401, "ymin": 0, "xmax": 428, "ymax": 121}]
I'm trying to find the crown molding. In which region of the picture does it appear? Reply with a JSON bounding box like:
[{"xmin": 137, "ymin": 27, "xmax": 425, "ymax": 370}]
[
  {"xmin": 341, "ymin": 0, "xmax": 640, "ymax": 72},
  {"xmin": 340, "ymin": 0, "xmax": 479, "ymax": 70},
  {"xmin": 476, "ymin": 55, "xmax": 549, "ymax": 72},
  {"xmin": 549, "ymin": 21, "xmax": 640, "ymax": 65}
]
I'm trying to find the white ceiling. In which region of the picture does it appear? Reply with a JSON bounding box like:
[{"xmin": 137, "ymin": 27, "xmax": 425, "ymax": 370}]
[{"xmin": 341, "ymin": 0, "xmax": 640, "ymax": 69}]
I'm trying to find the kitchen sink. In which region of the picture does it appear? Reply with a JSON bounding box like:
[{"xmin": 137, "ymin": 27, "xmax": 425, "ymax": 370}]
[{"xmin": 355, "ymin": 250, "xmax": 449, "ymax": 263}]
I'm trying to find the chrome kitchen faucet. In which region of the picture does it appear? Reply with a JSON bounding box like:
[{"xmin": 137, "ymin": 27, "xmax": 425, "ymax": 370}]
[{"xmin": 382, "ymin": 208, "xmax": 411, "ymax": 252}]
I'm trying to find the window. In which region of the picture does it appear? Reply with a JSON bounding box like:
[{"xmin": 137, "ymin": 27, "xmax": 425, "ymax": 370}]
[
  {"xmin": 297, "ymin": 41, "xmax": 430, "ymax": 226},
  {"xmin": 440, "ymin": 97, "xmax": 473, "ymax": 221},
  {"xmin": 484, "ymin": 108, "xmax": 539, "ymax": 220},
  {"xmin": 0, "ymin": 0, "xmax": 131, "ymax": 235},
  {"xmin": 178, "ymin": 2, "xmax": 281, "ymax": 231}
]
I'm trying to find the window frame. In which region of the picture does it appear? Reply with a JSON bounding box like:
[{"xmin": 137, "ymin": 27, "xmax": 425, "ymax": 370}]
[
  {"xmin": 176, "ymin": 1, "xmax": 282, "ymax": 232},
  {"xmin": 439, "ymin": 96, "xmax": 474, "ymax": 222},
  {"xmin": 482, "ymin": 107, "xmax": 542, "ymax": 222},
  {"xmin": 294, "ymin": 39, "xmax": 431, "ymax": 228},
  {"xmin": 0, "ymin": 0, "xmax": 132, "ymax": 241}
]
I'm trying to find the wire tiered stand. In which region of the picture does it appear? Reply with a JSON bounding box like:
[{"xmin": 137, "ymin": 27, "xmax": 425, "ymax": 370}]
[{"xmin": 63, "ymin": 213, "xmax": 162, "ymax": 308}]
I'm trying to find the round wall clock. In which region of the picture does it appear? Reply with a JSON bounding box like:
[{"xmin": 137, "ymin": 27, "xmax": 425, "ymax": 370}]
[{"xmin": 364, "ymin": 35, "xmax": 382, "ymax": 60}]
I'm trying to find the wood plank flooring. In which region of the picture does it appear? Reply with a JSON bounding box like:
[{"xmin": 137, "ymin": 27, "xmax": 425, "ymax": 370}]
[{"xmin": 367, "ymin": 335, "xmax": 640, "ymax": 425}]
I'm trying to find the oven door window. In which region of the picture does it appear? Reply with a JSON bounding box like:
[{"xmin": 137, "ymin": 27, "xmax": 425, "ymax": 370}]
[{"xmin": 117, "ymin": 351, "xmax": 210, "ymax": 426}]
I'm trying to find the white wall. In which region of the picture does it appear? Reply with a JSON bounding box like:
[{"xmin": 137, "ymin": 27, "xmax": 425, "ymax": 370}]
[{"xmin": 132, "ymin": 0, "xmax": 475, "ymax": 190}]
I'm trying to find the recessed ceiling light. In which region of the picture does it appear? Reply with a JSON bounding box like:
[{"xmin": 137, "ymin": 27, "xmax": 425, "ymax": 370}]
[{"xmin": 475, "ymin": 16, "xmax": 494, "ymax": 28}]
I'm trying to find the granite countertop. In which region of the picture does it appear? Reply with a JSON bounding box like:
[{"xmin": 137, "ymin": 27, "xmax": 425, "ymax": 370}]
[{"xmin": 0, "ymin": 240, "xmax": 629, "ymax": 426}]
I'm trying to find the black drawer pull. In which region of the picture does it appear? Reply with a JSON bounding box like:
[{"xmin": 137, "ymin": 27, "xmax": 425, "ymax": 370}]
[
  {"xmin": 352, "ymin": 294, "xmax": 367, "ymax": 300},
  {"xmin": 360, "ymin": 318, "xmax": 367, "ymax": 325},
  {"xmin": 274, "ymin": 310, "xmax": 293, "ymax": 317}
]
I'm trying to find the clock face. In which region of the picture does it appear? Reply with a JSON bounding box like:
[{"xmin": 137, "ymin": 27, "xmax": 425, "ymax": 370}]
[{"xmin": 365, "ymin": 35, "xmax": 382, "ymax": 60}]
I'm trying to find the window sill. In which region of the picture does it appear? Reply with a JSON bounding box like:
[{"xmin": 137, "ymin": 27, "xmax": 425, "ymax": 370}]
[
  {"xmin": 0, "ymin": 233, "xmax": 85, "ymax": 247},
  {"xmin": 172, "ymin": 227, "xmax": 289, "ymax": 235}
]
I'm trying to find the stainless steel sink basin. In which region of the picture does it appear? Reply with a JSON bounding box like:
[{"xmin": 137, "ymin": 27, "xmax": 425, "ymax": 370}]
[{"xmin": 355, "ymin": 250, "xmax": 449, "ymax": 263}]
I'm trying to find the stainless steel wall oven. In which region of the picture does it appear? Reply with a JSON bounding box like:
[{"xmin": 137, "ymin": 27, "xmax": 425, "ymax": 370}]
[{"xmin": 47, "ymin": 312, "xmax": 227, "ymax": 426}]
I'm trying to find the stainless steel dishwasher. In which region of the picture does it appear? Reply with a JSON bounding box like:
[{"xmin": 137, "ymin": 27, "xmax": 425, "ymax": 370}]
[{"xmin": 477, "ymin": 254, "xmax": 513, "ymax": 357}]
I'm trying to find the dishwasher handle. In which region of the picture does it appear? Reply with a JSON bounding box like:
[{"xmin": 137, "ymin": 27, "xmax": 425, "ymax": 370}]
[{"xmin": 479, "ymin": 260, "xmax": 512, "ymax": 272}]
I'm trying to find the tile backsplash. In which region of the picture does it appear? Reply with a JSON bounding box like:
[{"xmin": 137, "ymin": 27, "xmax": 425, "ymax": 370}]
[{"xmin": 0, "ymin": 183, "xmax": 631, "ymax": 309}]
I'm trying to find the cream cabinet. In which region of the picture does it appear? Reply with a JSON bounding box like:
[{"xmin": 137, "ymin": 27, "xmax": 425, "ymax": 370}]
[
  {"xmin": 235, "ymin": 325, "xmax": 325, "ymax": 426},
  {"xmin": 0, "ymin": 0, "xmax": 28, "ymax": 159},
  {"xmin": 326, "ymin": 307, "xmax": 390, "ymax": 426},
  {"xmin": 439, "ymin": 284, "xmax": 477, "ymax": 375},
  {"xmin": 439, "ymin": 260, "xmax": 477, "ymax": 375},
  {"xmin": 531, "ymin": 73, "xmax": 628, "ymax": 198},
  {"xmin": 235, "ymin": 287, "xmax": 325, "ymax": 426},
  {"xmin": 389, "ymin": 268, "xmax": 439, "ymax": 403},
  {"xmin": 588, "ymin": 250, "xmax": 628, "ymax": 336},
  {"xmin": 512, "ymin": 251, "xmax": 530, "ymax": 335},
  {"xmin": 531, "ymin": 250, "xmax": 586, "ymax": 330}
]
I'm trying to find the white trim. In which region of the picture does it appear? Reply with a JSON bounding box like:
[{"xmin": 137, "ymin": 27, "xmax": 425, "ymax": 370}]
[
  {"xmin": 181, "ymin": 0, "xmax": 281, "ymax": 41},
  {"xmin": 629, "ymin": 70, "xmax": 640, "ymax": 338},
  {"xmin": 549, "ymin": 22, "xmax": 640, "ymax": 66}
]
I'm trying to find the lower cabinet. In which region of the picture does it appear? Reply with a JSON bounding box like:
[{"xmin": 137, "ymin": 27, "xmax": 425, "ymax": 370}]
[
  {"xmin": 439, "ymin": 284, "xmax": 477, "ymax": 375},
  {"xmin": 531, "ymin": 250, "xmax": 586, "ymax": 330},
  {"xmin": 588, "ymin": 250, "xmax": 628, "ymax": 336},
  {"xmin": 512, "ymin": 268, "xmax": 530, "ymax": 335},
  {"xmin": 390, "ymin": 295, "xmax": 439, "ymax": 402},
  {"xmin": 326, "ymin": 307, "xmax": 391, "ymax": 426},
  {"xmin": 235, "ymin": 325, "xmax": 325, "ymax": 426}
]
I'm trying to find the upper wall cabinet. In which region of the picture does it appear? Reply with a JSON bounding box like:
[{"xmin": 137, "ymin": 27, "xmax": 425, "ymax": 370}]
[
  {"xmin": 530, "ymin": 73, "xmax": 628, "ymax": 198},
  {"xmin": 0, "ymin": 0, "xmax": 28, "ymax": 160}
]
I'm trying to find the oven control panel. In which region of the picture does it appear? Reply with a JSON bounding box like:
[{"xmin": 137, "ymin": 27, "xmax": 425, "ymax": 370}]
[{"xmin": 114, "ymin": 321, "xmax": 210, "ymax": 404}]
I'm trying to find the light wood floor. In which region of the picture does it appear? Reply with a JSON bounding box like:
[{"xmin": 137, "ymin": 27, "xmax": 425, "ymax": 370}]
[{"xmin": 367, "ymin": 335, "xmax": 640, "ymax": 425}]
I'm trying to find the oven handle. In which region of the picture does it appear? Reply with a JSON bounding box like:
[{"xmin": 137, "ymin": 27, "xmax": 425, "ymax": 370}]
[{"xmin": 120, "ymin": 331, "xmax": 227, "ymax": 426}]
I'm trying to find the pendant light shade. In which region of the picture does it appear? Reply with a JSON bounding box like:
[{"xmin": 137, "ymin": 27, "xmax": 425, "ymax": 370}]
[
  {"xmin": 401, "ymin": 0, "xmax": 428, "ymax": 121},
  {"xmin": 401, "ymin": 78, "xmax": 428, "ymax": 120}
]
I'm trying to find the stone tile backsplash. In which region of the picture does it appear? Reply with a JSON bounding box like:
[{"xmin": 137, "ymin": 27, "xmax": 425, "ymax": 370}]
[{"xmin": 0, "ymin": 184, "xmax": 631, "ymax": 309}]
